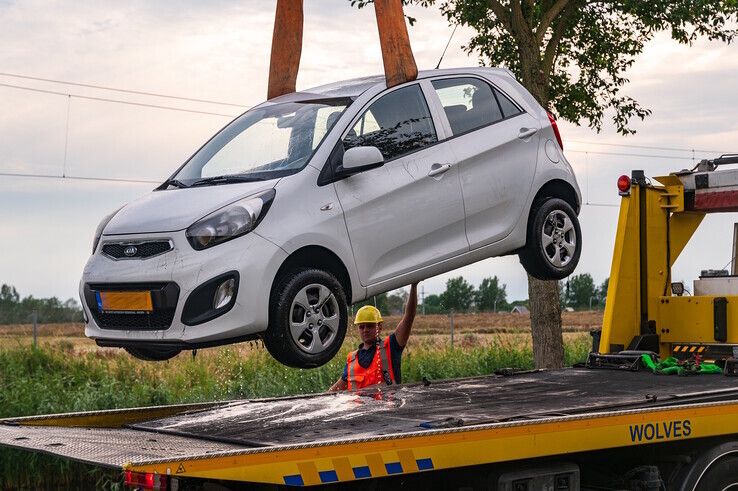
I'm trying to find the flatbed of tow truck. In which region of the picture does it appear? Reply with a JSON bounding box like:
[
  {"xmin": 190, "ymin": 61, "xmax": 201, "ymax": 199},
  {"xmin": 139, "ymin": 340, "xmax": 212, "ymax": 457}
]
[
  {"xmin": 4, "ymin": 368, "xmax": 738, "ymax": 487},
  {"xmin": 9, "ymin": 163, "xmax": 738, "ymax": 489}
]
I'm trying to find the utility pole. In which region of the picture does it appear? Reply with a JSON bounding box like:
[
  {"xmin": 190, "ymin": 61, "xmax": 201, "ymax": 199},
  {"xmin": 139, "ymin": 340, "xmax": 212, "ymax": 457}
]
[
  {"xmin": 449, "ymin": 309, "xmax": 455, "ymax": 347},
  {"xmin": 32, "ymin": 310, "xmax": 38, "ymax": 349},
  {"xmin": 421, "ymin": 284, "xmax": 425, "ymax": 315}
]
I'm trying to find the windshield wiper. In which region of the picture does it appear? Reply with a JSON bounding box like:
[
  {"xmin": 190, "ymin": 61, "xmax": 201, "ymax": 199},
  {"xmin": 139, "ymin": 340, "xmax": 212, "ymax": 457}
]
[
  {"xmin": 158, "ymin": 178, "xmax": 189, "ymax": 189},
  {"xmin": 190, "ymin": 175, "xmax": 265, "ymax": 187}
]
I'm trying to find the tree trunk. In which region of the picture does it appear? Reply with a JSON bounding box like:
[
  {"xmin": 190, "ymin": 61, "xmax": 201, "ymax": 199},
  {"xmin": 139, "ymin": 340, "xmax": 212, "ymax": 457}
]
[
  {"xmin": 519, "ymin": 54, "xmax": 565, "ymax": 369},
  {"xmin": 373, "ymin": 0, "xmax": 418, "ymax": 88},
  {"xmin": 267, "ymin": 0, "xmax": 303, "ymax": 100},
  {"xmin": 528, "ymin": 275, "xmax": 564, "ymax": 369}
]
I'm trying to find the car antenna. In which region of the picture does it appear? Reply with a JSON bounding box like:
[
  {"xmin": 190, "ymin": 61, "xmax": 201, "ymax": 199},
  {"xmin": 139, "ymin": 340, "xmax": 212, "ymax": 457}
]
[{"xmin": 435, "ymin": 23, "xmax": 458, "ymax": 70}]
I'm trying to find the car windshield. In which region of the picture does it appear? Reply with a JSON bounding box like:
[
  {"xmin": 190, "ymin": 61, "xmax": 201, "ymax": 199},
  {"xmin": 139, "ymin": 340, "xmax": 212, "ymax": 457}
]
[{"xmin": 173, "ymin": 98, "xmax": 351, "ymax": 185}]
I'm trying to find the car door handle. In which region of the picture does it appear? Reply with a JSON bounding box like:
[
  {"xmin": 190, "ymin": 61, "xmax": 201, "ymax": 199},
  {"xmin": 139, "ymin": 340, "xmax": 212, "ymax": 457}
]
[
  {"xmin": 428, "ymin": 163, "xmax": 452, "ymax": 177},
  {"xmin": 518, "ymin": 127, "xmax": 538, "ymax": 139}
]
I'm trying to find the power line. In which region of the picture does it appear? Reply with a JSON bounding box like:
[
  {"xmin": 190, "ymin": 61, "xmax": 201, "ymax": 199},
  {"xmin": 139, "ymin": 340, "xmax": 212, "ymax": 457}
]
[
  {"xmin": 568, "ymin": 139, "xmax": 728, "ymax": 155},
  {"xmin": 567, "ymin": 149, "xmax": 697, "ymax": 161},
  {"xmin": 0, "ymin": 71, "xmax": 248, "ymax": 108},
  {"xmin": 0, "ymin": 171, "xmax": 160, "ymax": 185},
  {"xmin": 0, "ymin": 169, "xmax": 628, "ymax": 204},
  {"xmin": 583, "ymin": 202, "xmax": 619, "ymax": 208},
  {"xmin": 0, "ymin": 73, "xmax": 732, "ymax": 158},
  {"xmin": 0, "ymin": 82, "xmax": 238, "ymax": 118}
]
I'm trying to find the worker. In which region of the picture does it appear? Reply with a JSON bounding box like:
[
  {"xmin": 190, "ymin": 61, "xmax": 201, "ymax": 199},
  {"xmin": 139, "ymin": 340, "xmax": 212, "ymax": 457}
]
[{"xmin": 329, "ymin": 283, "xmax": 418, "ymax": 391}]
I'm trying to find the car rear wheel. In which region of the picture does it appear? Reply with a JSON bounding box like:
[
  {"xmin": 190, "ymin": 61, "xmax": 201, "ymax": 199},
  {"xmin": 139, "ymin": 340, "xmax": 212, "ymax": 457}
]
[
  {"xmin": 264, "ymin": 268, "xmax": 348, "ymax": 368},
  {"xmin": 124, "ymin": 346, "xmax": 181, "ymax": 361},
  {"xmin": 519, "ymin": 198, "xmax": 581, "ymax": 281}
]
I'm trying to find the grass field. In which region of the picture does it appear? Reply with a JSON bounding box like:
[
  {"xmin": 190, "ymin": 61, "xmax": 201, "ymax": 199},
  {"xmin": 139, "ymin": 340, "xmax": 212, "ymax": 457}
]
[{"xmin": 0, "ymin": 311, "xmax": 600, "ymax": 489}]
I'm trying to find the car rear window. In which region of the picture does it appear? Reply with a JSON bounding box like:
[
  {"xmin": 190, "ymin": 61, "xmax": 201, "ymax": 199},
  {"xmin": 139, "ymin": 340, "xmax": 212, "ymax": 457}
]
[
  {"xmin": 432, "ymin": 77, "xmax": 521, "ymax": 136},
  {"xmin": 494, "ymin": 88, "xmax": 523, "ymax": 118},
  {"xmin": 343, "ymin": 84, "xmax": 437, "ymax": 161}
]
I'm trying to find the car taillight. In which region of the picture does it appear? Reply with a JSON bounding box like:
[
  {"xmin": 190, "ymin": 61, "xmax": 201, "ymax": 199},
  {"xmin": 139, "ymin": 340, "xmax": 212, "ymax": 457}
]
[
  {"xmin": 547, "ymin": 112, "xmax": 563, "ymax": 151},
  {"xmin": 124, "ymin": 470, "xmax": 168, "ymax": 490},
  {"xmin": 617, "ymin": 175, "xmax": 631, "ymax": 195}
]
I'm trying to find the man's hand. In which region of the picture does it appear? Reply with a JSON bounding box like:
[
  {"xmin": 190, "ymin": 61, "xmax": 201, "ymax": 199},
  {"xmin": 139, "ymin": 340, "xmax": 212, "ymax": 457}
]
[
  {"xmin": 394, "ymin": 283, "xmax": 418, "ymax": 347},
  {"xmin": 328, "ymin": 378, "xmax": 347, "ymax": 391}
]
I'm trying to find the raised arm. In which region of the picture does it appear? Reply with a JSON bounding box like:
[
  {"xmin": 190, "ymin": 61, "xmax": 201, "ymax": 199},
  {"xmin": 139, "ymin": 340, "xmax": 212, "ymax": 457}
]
[{"xmin": 394, "ymin": 283, "xmax": 418, "ymax": 347}]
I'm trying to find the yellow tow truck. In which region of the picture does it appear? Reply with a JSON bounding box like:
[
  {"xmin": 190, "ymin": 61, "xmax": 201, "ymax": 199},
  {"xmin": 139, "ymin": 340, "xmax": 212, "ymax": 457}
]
[{"xmin": 5, "ymin": 157, "xmax": 738, "ymax": 490}]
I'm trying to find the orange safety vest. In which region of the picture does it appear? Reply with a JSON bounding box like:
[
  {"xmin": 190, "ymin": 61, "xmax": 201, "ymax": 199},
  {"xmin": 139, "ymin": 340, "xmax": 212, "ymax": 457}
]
[{"xmin": 346, "ymin": 337, "xmax": 396, "ymax": 391}]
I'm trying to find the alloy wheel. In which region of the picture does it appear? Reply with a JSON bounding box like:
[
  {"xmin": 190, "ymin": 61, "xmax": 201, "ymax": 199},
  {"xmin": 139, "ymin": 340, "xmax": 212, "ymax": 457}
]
[
  {"xmin": 289, "ymin": 283, "xmax": 340, "ymax": 354},
  {"xmin": 541, "ymin": 210, "xmax": 577, "ymax": 268}
]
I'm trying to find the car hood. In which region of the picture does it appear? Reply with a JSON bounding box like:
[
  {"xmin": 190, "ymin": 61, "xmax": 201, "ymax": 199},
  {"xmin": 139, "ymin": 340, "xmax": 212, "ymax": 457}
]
[{"xmin": 103, "ymin": 179, "xmax": 280, "ymax": 235}]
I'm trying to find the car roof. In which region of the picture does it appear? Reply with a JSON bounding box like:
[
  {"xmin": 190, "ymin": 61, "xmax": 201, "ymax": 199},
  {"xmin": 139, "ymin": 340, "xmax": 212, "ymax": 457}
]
[{"xmin": 265, "ymin": 67, "xmax": 515, "ymax": 104}]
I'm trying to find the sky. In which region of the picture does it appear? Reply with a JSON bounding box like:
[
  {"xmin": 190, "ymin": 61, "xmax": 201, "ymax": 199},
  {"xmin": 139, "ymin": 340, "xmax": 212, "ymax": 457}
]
[{"xmin": 2, "ymin": 0, "xmax": 738, "ymax": 304}]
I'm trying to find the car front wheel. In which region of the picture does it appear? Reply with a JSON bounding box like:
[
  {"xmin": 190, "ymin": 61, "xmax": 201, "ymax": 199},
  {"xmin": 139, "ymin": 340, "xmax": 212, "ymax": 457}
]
[
  {"xmin": 519, "ymin": 198, "xmax": 581, "ymax": 281},
  {"xmin": 264, "ymin": 268, "xmax": 348, "ymax": 368}
]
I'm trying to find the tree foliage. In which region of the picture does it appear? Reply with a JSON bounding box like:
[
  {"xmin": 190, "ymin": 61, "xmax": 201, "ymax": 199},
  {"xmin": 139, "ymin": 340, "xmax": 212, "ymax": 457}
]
[
  {"xmin": 563, "ymin": 273, "xmax": 598, "ymax": 309},
  {"xmin": 439, "ymin": 276, "xmax": 476, "ymax": 312},
  {"xmin": 353, "ymin": 289, "xmax": 409, "ymax": 315},
  {"xmin": 0, "ymin": 284, "xmax": 82, "ymax": 324},
  {"xmin": 599, "ymin": 277, "xmax": 610, "ymax": 303},
  {"xmin": 353, "ymin": 0, "xmax": 738, "ymax": 134},
  {"xmin": 475, "ymin": 276, "xmax": 508, "ymax": 312}
]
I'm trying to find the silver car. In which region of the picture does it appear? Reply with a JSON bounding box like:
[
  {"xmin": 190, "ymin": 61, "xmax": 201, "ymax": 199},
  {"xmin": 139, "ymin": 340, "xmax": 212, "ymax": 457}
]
[{"xmin": 81, "ymin": 67, "xmax": 582, "ymax": 368}]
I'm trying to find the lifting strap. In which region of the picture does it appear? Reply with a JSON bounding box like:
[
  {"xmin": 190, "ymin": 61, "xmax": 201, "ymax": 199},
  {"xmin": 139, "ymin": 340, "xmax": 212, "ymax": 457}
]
[{"xmin": 377, "ymin": 338, "xmax": 393, "ymax": 386}]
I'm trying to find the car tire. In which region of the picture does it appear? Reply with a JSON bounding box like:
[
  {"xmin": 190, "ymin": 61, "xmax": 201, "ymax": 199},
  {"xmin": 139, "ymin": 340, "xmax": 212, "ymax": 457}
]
[
  {"xmin": 519, "ymin": 197, "xmax": 582, "ymax": 281},
  {"xmin": 264, "ymin": 268, "xmax": 348, "ymax": 368},
  {"xmin": 124, "ymin": 346, "xmax": 181, "ymax": 361}
]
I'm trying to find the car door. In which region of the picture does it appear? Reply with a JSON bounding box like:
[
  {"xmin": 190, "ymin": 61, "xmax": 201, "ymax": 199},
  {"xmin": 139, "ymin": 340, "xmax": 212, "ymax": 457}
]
[
  {"xmin": 430, "ymin": 76, "xmax": 541, "ymax": 250},
  {"xmin": 333, "ymin": 82, "xmax": 468, "ymax": 286}
]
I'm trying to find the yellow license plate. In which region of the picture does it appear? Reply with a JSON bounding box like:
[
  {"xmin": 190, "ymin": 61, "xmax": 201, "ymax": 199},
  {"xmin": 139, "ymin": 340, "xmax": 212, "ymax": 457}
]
[{"xmin": 96, "ymin": 291, "xmax": 153, "ymax": 312}]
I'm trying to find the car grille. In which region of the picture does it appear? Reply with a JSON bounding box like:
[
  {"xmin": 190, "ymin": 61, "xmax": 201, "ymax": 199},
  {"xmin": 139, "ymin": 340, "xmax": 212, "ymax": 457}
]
[
  {"xmin": 84, "ymin": 282, "xmax": 180, "ymax": 331},
  {"xmin": 102, "ymin": 241, "xmax": 172, "ymax": 259},
  {"xmin": 92, "ymin": 310, "xmax": 176, "ymax": 330}
]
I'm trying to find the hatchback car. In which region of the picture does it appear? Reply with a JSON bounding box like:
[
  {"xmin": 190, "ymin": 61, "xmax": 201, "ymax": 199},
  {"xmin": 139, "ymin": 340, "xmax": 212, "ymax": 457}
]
[{"xmin": 81, "ymin": 67, "xmax": 582, "ymax": 367}]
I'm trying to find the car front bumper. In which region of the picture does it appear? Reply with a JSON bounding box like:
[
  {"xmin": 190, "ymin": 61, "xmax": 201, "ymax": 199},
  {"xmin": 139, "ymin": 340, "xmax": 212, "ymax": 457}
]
[{"xmin": 80, "ymin": 230, "xmax": 287, "ymax": 348}]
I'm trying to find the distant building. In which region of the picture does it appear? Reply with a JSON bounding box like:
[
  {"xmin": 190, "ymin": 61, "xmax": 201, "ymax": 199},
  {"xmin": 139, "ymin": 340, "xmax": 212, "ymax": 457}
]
[{"xmin": 511, "ymin": 306, "xmax": 529, "ymax": 314}]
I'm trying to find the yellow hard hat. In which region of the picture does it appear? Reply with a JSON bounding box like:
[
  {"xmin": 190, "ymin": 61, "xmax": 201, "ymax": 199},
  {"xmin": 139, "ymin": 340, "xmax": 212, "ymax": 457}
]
[{"xmin": 354, "ymin": 305, "xmax": 383, "ymax": 325}]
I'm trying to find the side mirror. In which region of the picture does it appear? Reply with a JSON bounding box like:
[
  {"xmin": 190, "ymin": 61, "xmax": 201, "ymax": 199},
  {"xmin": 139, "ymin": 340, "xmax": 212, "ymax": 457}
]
[{"xmin": 340, "ymin": 146, "xmax": 384, "ymax": 174}]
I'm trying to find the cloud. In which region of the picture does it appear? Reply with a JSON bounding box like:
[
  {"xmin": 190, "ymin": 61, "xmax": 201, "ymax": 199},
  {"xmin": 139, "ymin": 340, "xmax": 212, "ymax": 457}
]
[{"xmin": 2, "ymin": 0, "xmax": 738, "ymax": 303}]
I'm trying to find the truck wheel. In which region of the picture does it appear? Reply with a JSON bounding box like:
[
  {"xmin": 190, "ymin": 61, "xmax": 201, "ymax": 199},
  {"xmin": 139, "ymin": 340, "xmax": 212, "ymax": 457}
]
[
  {"xmin": 674, "ymin": 441, "xmax": 738, "ymax": 491},
  {"xmin": 124, "ymin": 346, "xmax": 181, "ymax": 361},
  {"xmin": 265, "ymin": 268, "xmax": 348, "ymax": 368},
  {"xmin": 519, "ymin": 198, "xmax": 581, "ymax": 281},
  {"xmin": 693, "ymin": 455, "xmax": 738, "ymax": 490}
]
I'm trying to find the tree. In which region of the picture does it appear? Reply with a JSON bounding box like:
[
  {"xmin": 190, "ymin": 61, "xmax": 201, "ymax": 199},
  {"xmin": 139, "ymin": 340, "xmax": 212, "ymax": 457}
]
[
  {"xmin": 351, "ymin": 0, "xmax": 738, "ymax": 368},
  {"xmin": 386, "ymin": 288, "xmax": 409, "ymax": 314},
  {"xmin": 599, "ymin": 277, "xmax": 610, "ymax": 305},
  {"xmin": 422, "ymin": 293, "xmax": 445, "ymax": 314},
  {"xmin": 565, "ymin": 273, "xmax": 597, "ymax": 310},
  {"xmin": 352, "ymin": 292, "xmax": 389, "ymax": 315},
  {"xmin": 439, "ymin": 276, "xmax": 475, "ymax": 312},
  {"xmin": 475, "ymin": 276, "xmax": 508, "ymax": 312},
  {"xmin": 0, "ymin": 284, "xmax": 82, "ymax": 324}
]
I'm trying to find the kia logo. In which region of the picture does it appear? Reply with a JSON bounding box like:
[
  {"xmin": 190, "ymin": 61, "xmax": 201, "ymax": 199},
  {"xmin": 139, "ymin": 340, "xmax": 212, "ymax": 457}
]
[{"xmin": 124, "ymin": 246, "xmax": 138, "ymax": 257}]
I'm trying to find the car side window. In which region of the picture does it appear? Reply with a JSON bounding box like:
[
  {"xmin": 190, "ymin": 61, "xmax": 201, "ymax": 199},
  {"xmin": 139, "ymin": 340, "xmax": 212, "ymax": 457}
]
[
  {"xmin": 494, "ymin": 88, "xmax": 523, "ymax": 119},
  {"xmin": 312, "ymin": 106, "xmax": 346, "ymax": 149},
  {"xmin": 343, "ymin": 84, "xmax": 437, "ymax": 161},
  {"xmin": 432, "ymin": 77, "xmax": 507, "ymax": 135}
]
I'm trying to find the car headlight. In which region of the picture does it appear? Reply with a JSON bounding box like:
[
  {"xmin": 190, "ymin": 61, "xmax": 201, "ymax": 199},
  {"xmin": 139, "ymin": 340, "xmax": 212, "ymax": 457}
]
[
  {"xmin": 186, "ymin": 189, "xmax": 275, "ymax": 250},
  {"xmin": 92, "ymin": 208, "xmax": 122, "ymax": 254}
]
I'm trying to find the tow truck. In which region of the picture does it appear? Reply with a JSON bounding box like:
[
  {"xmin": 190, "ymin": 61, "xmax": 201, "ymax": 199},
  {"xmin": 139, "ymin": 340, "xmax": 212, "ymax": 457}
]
[{"xmin": 5, "ymin": 157, "xmax": 738, "ymax": 490}]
